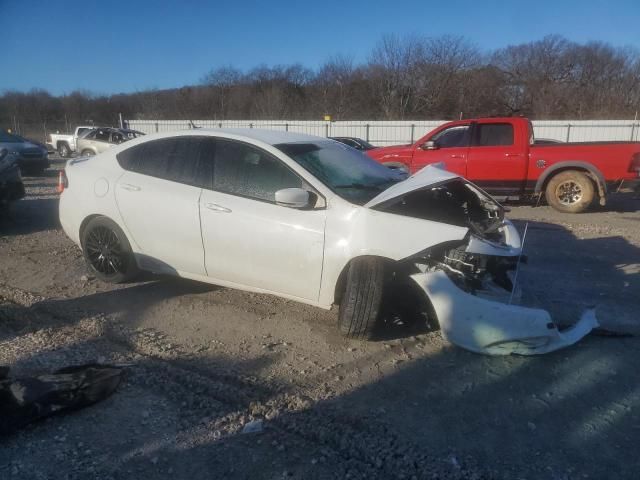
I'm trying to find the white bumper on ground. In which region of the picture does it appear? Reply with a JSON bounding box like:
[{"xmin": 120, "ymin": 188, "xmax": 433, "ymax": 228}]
[{"xmin": 411, "ymin": 269, "xmax": 599, "ymax": 355}]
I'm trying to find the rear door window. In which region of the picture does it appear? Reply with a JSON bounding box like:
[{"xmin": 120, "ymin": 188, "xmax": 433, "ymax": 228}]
[
  {"xmin": 208, "ymin": 139, "xmax": 303, "ymax": 203},
  {"xmin": 116, "ymin": 137, "xmax": 211, "ymax": 188},
  {"xmin": 473, "ymin": 123, "xmax": 514, "ymax": 146}
]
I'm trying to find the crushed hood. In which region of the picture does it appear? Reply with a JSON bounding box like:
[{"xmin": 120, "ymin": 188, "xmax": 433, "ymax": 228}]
[
  {"xmin": 364, "ymin": 164, "xmax": 514, "ymax": 253},
  {"xmin": 364, "ymin": 164, "xmax": 460, "ymax": 208}
]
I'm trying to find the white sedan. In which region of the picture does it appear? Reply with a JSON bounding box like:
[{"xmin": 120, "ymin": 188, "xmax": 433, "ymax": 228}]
[{"xmin": 58, "ymin": 129, "xmax": 596, "ymax": 354}]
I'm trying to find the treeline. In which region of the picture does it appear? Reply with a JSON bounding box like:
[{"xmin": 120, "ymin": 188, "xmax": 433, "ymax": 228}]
[{"xmin": 2, "ymin": 35, "xmax": 639, "ymax": 140}]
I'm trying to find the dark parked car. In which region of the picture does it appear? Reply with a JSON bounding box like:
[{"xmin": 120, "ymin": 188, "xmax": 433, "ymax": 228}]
[
  {"xmin": 0, "ymin": 131, "xmax": 50, "ymax": 175},
  {"xmin": 0, "ymin": 148, "xmax": 25, "ymax": 208},
  {"xmin": 329, "ymin": 137, "xmax": 377, "ymax": 151}
]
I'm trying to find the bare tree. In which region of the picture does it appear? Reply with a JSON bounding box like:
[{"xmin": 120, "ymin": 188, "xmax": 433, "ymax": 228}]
[
  {"xmin": 3, "ymin": 33, "xmax": 640, "ymax": 139},
  {"xmin": 368, "ymin": 34, "xmax": 423, "ymax": 119}
]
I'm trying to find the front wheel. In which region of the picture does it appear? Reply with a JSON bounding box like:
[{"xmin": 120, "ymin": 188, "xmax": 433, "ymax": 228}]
[
  {"xmin": 81, "ymin": 216, "xmax": 138, "ymax": 283},
  {"xmin": 338, "ymin": 257, "xmax": 386, "ymax": 339},
  {"xmin": 81, "ymin": 149, "xmax": 95, "ymax": 157},
  {"xmin": 545, "ymin": 170, "xmax": 595, "ymax": 213}
]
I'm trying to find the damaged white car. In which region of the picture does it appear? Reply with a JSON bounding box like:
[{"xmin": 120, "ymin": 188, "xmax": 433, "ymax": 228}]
[{"xmin": 58, "ymin": 129, "xmax": 597, "ymax": 355}]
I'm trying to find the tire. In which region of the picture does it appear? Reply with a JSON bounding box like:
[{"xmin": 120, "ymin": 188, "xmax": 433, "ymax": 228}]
[
  {"xmin": 545, "ymin": 170, "xmax": 595, "ymax": 214},
  {"xmin": 58, "ymin": 143, "xmax": 70, "ymax": 158},
  {"xmin": 80, "ymin": 216, "xmax": 139, "ymax": 283},
  {"xmin": 338, "ymin": 257, "xmax": 386, "ymax": 339},
  {"xmin": 81, "ymin": 149, "xmax": 95, "ymax": 157}
]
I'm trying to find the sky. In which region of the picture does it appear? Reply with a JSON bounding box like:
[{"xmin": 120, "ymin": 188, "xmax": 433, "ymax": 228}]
[{"xmin": 3, "ymin": 0, "xmax": 640, "ymax": 96}]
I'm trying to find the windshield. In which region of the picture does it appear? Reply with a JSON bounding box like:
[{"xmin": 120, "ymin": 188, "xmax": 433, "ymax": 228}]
[{"xmin": 274, "ymin": 141, "xmax": 405, "ymax": 205}]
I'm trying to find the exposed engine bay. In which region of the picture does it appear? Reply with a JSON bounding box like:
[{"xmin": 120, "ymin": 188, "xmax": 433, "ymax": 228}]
[{"xmin": 373, "ymin": 179, "xmax": 506, "ymax": 241}]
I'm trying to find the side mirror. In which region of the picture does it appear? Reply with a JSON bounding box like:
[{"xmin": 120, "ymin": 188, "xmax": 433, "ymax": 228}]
[
  {"xmin": 275, "ymin": 188, "xmax": 311, "ymax": 208},
  {"xmin": 420, "ymin": 140, "xmax": 438, "ymax": 150}
]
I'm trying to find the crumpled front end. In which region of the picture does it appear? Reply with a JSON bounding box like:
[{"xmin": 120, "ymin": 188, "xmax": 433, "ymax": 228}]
[
  {"xmin": 364, "ymin": 165, "xmax": 598, "ymax": 355},
  {"xmin": 405, "ymin": 218, "xmax": 597, "ymax": 356},
  {"xmin": 411, "ymin": 269, "xmax": 598, "ymax": 355}
]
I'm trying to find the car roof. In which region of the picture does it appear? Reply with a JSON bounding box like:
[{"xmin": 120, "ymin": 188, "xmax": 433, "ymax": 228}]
[{"xmin": 189, "ymin": 128, "xmax": 325, "ymax": 145}]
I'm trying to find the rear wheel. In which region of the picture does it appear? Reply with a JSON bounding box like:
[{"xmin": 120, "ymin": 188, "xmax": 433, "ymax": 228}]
[
  {"xmin": 545, "ymin": 170, "xmax": 595, "ymax": 213},
  {"xmin": 58, "ymin": 143, "xmax": 70, "ymax": 158},
  {"xmin": 338, "ymin": 257, "xmax": 386, "ymax": 339},
  {"xmin": 81, "ymin": 217, "xmax": 138, "ymax": 283}
]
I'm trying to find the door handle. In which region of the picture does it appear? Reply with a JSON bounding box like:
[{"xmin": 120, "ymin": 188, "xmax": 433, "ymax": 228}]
[
  {"xmin": 119, "ymin": 183, "xmax": 141, "ymax": 191},
  {"xmin": 505, "ymin": 153, "xmax": 524, "ymax": 157},
  {"xmin": 450, "ymin": 154, "xmax": 465, "ymax": 159},
  {"xmin": 205, "ymin": 202, "xmax": 231, "ymax": 213}
]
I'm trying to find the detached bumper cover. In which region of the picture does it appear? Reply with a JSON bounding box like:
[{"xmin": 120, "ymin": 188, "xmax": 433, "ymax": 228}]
[{"xmin": 411, "ymin": 270, "xmax": 598, "ymax": 355}]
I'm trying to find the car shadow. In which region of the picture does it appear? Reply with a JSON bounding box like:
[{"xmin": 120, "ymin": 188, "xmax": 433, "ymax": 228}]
[{"xmin": 0, "ymin": 197, "xmax": 59, "ymax": 236}]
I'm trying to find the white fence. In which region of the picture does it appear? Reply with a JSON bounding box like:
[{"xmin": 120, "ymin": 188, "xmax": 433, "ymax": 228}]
[{"xmin": 125, "ymin": 119, "xmax": 640, "ymax": 146}]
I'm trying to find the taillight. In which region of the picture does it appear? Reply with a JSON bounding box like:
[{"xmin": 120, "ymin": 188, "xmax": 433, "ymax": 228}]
[
  {"xmin": 57, "ymin": 170, "xmax": 68, "ymax": 193},
  {"xmin": 630, "ymin": 153, "xmax": 640, "ymax": 175}
]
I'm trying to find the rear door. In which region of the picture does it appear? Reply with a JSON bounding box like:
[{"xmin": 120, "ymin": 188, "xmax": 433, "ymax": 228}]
[
  {"xmin": 465, "ymin": 122, "xmax": 527, "ymax": 195},
  {"xmin": 412, "ymin": 123, "xmax": 470, "ymax": 176},
  {"xmin": 114, "ymin": 136, "xmax": 207, "ymax": 275},
  {"xmin": 198, "ymin": 138, "xmax": 326, "ymax": 301}
]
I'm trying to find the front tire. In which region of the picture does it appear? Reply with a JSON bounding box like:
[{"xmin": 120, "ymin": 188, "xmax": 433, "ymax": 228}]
[
  {"xmin": 545, "ymin": 170, "xmax": 595, "ymax": 213},
  {"xmin": 338, "ymin": 257, "xmax": 386, "ymax": 339},
  {"xmin": 81, "ymin": 149, "xmax": 95, "ymax": 157},
  {"xmin": 81, "ymin": 217, "xmax": 138, "ymax": 283}
]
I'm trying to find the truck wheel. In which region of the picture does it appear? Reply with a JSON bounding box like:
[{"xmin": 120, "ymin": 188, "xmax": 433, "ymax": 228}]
[
  {"xmin": 81, "ymin": 149, "xmax": 95, "ymax": 157},
  {"xmin": 545, "ymin": 170, "xmax": 594, "ymax": 213},
  {"xmin": 58, "ymin": 143, "xmax": 70, "ymax": 158},
  {"xmin": 338, "ymin": 257, "xmax": 386, "ymax": 339},
  {"xmin": 81, "ymin": 216, "xmax": 139, "ymax": 284}
]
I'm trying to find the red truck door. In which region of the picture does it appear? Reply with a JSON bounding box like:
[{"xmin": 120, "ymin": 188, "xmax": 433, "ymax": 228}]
[
  {"xmin": 465, "ymin": 121, "xmax": 528, "ymax": 195},
  {"xmin": 411, "ymin": 123, "xmax": 470, "ymax": 176}
]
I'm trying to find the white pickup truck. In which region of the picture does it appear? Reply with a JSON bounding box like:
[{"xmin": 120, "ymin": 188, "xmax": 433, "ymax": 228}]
[{"xmin": 48, "ymin": 126, "xmax": 96, "ymax": 157}]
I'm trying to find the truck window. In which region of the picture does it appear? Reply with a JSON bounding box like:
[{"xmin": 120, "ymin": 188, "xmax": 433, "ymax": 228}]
[
  {"xmin": 94, "ymin": 129, "xmax": 110, "ymax": 142},
  {"xmin": 473, "ymin": 124, "xmax": 514, "ymax": 146},
  {"xmin": 431, "ymin": 125, "xmax": 470, "ymax": 148}
]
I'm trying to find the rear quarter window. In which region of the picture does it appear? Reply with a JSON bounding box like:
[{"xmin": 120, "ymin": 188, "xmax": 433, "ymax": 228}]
[{"xmin": 116, "ymin": 137, "xmax": 212, "ymax": 188}]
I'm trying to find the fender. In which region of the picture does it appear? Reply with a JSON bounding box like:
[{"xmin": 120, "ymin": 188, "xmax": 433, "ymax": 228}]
[{"xmin": 534, "ymin": 160, "xmax": 607, "ymax": 201}]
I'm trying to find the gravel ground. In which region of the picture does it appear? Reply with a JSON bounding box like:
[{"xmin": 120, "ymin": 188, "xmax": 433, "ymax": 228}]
[{"xmin": 1, "ymin": 157, "xmax": 639, "ymax": 479}]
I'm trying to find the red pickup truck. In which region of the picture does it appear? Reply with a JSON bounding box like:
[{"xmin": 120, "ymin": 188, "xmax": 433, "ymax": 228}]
[{"xmin": 367, "ymin": 117, "xmax": 640, "ymax": 213}]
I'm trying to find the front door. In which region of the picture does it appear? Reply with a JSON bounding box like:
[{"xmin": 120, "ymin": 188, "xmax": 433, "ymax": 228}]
[
  {"xmin": 412, "ymin": 123, "xmax": 471, "ymax": 176},
  {"xmin": 198, "ymin": 138, "xmax": 326, "ymax": 302}
]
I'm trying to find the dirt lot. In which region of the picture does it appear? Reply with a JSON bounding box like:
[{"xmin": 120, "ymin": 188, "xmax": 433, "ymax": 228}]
[{"xmin": 1, "ymin": 157, "xmax": 640, "ymax": 479}]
